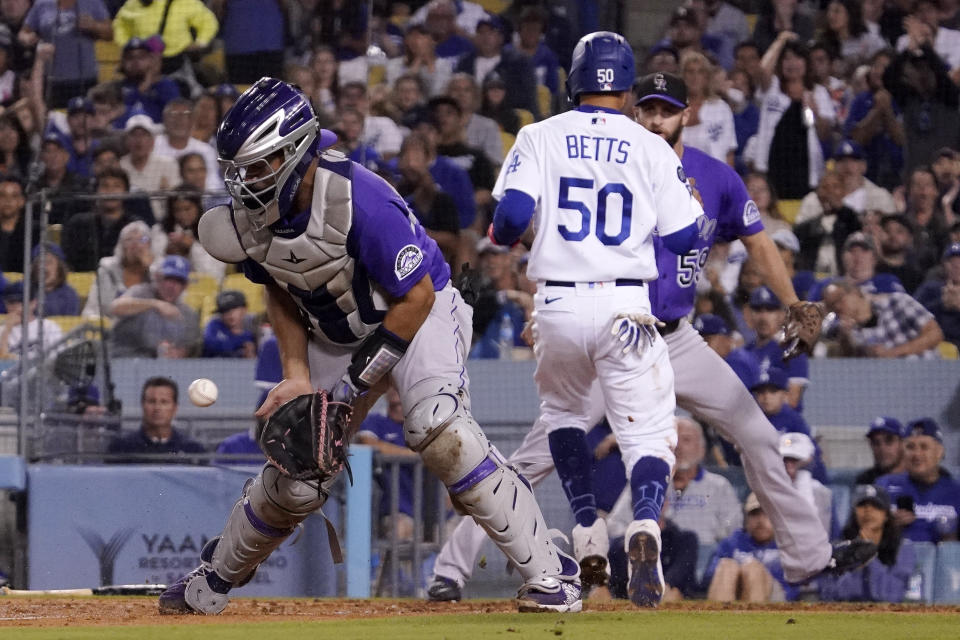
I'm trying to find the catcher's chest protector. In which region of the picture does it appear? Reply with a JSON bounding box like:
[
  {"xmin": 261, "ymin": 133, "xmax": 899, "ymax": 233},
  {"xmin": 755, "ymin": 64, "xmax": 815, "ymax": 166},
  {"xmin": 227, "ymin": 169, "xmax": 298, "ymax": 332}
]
[{"xmin": 232, "ymin": 152, "xmax": 387, "ymax": 344}]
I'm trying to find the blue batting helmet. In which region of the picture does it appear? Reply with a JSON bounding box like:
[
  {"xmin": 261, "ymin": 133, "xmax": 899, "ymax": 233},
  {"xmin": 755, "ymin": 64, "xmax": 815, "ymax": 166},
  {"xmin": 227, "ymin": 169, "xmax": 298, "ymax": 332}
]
[
  {"xmin": 217, "ymin": 77, "xmax": 336, "ymax": 229},
  {"xmin": 566, "ymin": 31, "xmax": 635, "ymax": 104}
]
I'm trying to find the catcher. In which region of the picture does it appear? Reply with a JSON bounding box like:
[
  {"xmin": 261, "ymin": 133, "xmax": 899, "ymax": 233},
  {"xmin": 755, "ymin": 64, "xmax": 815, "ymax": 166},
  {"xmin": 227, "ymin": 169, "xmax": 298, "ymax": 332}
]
[
  {"xmin": 157, "ymin": 79, "xmax": 582, "ymax": 615},
  {"xmin": 428, "ymin": 72, "xmax": 875, "ymax": 604}
]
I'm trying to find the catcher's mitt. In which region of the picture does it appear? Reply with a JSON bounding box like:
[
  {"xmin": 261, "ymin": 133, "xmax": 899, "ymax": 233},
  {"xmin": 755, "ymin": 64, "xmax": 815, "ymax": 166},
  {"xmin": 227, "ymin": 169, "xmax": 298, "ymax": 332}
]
[
  {"xmin": 258, "ymin": 390, "xmax": 353, "ymax": 485},
  {"xmin": 781, "ymin": 301, "xmax": 827, "ymax": 359}
]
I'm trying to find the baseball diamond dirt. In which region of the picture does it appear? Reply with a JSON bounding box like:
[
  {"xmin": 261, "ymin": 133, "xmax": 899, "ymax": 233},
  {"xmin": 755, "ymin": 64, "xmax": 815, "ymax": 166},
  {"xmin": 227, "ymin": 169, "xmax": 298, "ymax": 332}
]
[{"xmin": 1, "ymin": 597, "xmax": 959, "ymax": 638}]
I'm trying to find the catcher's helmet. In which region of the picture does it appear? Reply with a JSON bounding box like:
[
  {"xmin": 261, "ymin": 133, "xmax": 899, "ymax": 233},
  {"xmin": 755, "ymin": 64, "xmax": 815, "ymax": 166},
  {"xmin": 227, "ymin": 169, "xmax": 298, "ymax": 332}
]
[
  {"xmin": 566, "ymin": 31, "xmax": 636, "ymax": 104},
  {"xmin": 217, "ymin": 77, "xmax": 336, "ymax": 229}
]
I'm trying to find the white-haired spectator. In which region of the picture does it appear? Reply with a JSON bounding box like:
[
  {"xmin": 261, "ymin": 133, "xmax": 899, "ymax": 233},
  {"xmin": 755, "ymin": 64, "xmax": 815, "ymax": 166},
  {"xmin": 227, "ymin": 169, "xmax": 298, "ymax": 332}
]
[
  {"xmin": 82, "ymin": 220, "xmax": 154, "ymax": 319},
  {"xmin": 668, "ymin": 417, "xmax": 743, "ymax": 544}
]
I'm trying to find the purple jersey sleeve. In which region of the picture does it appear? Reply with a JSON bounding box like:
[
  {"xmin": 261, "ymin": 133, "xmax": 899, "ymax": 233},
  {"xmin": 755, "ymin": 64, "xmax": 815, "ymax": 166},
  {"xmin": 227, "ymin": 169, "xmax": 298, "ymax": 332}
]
[
  {"xmin": 345, "ymin": 163, "xmax": 450, "ymax": 298},
  {"xmin": 650, "ymin": 147, "xmax": 762, "ymax": 321},
  {"xmin": 714, "ymin": 161, "xmax": 764, "ymax": 243}
]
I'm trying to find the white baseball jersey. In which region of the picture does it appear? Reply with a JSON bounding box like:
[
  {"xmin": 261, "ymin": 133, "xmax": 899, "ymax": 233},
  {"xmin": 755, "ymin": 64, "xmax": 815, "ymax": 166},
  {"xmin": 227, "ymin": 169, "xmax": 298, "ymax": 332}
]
[{"xmin": 493, "ymin": 107, "xmax": 703, "ymax": 282}]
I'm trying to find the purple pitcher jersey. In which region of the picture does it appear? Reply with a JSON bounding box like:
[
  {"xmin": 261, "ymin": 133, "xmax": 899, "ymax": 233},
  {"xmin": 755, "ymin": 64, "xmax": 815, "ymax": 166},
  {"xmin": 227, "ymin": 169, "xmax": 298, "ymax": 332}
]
[{"xmin": 650, "ymin": 146, "xmax": 763, "ymax": 322}]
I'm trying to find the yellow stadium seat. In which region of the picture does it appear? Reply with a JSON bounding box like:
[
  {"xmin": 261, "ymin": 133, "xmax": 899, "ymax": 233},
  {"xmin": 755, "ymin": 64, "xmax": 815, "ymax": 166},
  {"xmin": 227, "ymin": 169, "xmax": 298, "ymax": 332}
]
[
  {"xmin": 476, "ymin": 0, "xmax": 509, "ymax": 12},
  {"xmin": 47, "ymin": 224, "xmax": 62, "ymax": 246},
  {"xmin": 95, "ymin": 40, "xmax": 121, "ymax": 82},
  {"xmin": 778, "ymin": 199, "xmax": 802, "ymax": 225},
  {"xmin": 222, "ymin": 272, "xmax": 266, "ymax": 316},
  {"xmin": 66, "ymin": 272, "xmax": 96, "ymax": 302},
  {"xmin": 3, "ymin": 272, "xmax": 22, "ymax": 283},
  {"xmin": 746, "ymin": 13, "xmax": 758, "ymax": 33},
  {"xmin": 48, "ymin": 315, "xmax": 88, "ymax": 334},
  {"xmin": 938, "ymin": 341, "xmax": 959, "ymax": 360},
  {"xmin": 537, "ymin": 84, "xmax": 552, "ymax": 119},
  {"xmin": 515, "ymin": 108, "xmax": 534, "ymax": 129},
  {"xmin": 500, "ymin": 131, "xmax": 516, "ymax": 154},
  {"xmin": 188, "ymin": 272, "xmax": 219, "ymax": 293},
  {"xmin": 199, "ymin": 44, "xmax": 226, "ymax": 74},
  {"xmin": 199, "ymin": 294, "xmax": 218, "ymax": 329}
]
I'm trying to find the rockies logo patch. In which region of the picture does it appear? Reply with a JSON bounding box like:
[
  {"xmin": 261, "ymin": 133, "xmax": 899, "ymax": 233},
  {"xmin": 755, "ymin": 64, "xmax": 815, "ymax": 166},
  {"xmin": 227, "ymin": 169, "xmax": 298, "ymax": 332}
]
[
  {"xmin": 677, "ymin": 166, "xmax": 687, "ymax": 183},
  {"xmin": 742, "ymin": 200, "xmax": 761, "ymax": 226},
  {"xmin": 394, "ymin": 244, "xmax": 423, "ymax": 280}
]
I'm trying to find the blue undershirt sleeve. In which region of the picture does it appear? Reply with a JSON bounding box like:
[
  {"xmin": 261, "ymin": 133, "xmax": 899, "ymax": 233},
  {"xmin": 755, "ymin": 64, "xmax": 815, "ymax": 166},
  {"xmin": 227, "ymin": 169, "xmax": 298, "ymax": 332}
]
[
  {"xmin": 661, "ymin": 221, "xmax": 698, "ymax": 255},
  {"xmin": 492, "ymin": 189, "xmax": 535, "ymax": 245}
]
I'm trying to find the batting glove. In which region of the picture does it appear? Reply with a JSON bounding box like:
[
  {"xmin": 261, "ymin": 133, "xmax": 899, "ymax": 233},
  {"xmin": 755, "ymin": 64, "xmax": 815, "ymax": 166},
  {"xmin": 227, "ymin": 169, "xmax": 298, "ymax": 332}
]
[{"xmin": 611, "ymin": 312, "xmax": 661, "ymax": 355}]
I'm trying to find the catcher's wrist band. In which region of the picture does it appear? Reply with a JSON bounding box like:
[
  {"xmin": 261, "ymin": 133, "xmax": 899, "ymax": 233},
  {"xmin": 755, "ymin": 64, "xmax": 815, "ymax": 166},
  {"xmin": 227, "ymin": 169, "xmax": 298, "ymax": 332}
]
[{"xmin": 348, "ymin": 325, "xmax": 410, "ymax": 389}]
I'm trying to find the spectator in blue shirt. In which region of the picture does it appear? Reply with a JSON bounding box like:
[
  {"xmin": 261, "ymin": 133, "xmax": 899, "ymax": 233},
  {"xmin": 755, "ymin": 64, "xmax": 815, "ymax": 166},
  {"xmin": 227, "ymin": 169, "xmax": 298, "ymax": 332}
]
[
  {"xmin": 355, "ymin": 387, "xmax": 419, "ymax": 540},
  {"xmin": 877, "ymin": 418, "xmax": 960, "ymax": 543},
  {"xmin": 744, "ymin": 287, "xmax": 809, "ymax": 410},
  {"xmin": 705, "ymin": 492, "xmax": 799, "ymax": 602},
  {"xmin": 215, "ymin": 417, "xmax": 264, "ymax": 465},
  {"xmin": 119, "ymin": 36, "xmax": 181, "ymax": 123},
  {"xmin": 844, "ymin": 49, "xmax": 904, "ymax": 191},
  {"xmin": 507, "ymin": 7, "xmax": 560, "ymax": 95},
  {"xmin": 202, "ymin": 290, "xmax": 256, "ymax": 358},
  {"xmin": 915, "ymin": 242, "xmax": 960, "ymax": 347},
  {"xmin": 819, "ymin": 484, "xmax": 916, "ymax": 603},
  {"xmin": 29, "ymin": 242, "xmax": 80, "ymax": 316},
  {"xmin": 752, "ymin": 368, "xmax": 828, "ymax": 483}
]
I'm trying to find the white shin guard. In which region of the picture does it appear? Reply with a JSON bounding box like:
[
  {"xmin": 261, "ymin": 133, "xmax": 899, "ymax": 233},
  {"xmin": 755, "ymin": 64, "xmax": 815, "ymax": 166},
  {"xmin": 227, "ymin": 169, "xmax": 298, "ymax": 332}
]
[
  {"xmin": 210, "ymin": 465, "xmax": 331, "ymax": 584},
  {"xmin": 405, "ymin": 385, "xmax": 578, "ymax": 588}
]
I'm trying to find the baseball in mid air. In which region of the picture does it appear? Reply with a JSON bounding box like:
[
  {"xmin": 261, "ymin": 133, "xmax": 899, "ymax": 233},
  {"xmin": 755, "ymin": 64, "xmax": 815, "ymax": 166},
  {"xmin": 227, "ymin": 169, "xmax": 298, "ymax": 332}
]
[{"xmin": 188, "ymin": 378, "xmax": 218, "ymax": 407}]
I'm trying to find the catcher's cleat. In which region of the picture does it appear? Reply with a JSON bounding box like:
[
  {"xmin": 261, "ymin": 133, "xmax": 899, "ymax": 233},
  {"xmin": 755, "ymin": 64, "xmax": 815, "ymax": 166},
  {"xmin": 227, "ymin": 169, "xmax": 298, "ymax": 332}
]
[
  {"xmin": 572, "ymin": 519, "xmax": 610, "ymax": 588},
  {"xmin": 626, "ymin": 519, "xmax": 664, "ymax": 608},
  {"xmin": 516, "ymin": 553, "xmax": 582, "ymax": 613},
  {"xmin": 426, "ymin": 576, "xmax": 462, "ymax": 602},
  {"xmin": 823, "ymin": 539, "xmax": 878, "ymax": 576},
  {"xmin": 158, "ymin": 537, "xmax": 252, "ymax": 615}
]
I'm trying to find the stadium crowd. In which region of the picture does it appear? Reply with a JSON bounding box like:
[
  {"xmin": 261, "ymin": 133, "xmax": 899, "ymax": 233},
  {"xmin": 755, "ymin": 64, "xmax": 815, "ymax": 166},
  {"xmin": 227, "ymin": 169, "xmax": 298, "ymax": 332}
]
[{"xmin": 0, "ymin": 0, "xmax": 957, "ymax": 604}]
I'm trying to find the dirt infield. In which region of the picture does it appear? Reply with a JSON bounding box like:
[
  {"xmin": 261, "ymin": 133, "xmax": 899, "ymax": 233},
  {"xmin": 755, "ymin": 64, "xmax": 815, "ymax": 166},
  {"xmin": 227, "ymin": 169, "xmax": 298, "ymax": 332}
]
[{"xmin": 2, "ymin": 597, "xmax": 958, "ymax": 627}]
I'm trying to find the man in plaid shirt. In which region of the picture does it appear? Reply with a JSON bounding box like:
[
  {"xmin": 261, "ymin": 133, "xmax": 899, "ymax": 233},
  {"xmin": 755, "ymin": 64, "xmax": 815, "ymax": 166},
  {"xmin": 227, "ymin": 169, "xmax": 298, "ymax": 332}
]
[{"xmin": 822, "ymin": 279, "xmax": 944, "ymax": 358}]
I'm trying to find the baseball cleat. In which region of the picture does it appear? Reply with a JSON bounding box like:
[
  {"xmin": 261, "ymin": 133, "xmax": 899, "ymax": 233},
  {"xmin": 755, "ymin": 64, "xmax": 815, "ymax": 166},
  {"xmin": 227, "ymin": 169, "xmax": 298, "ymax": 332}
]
[
  {"xmin": 426, "ymin": 576, "xmax": 462, "ymax": 602},
  {"xmin": 158, "ymin": 537, "xmax": 234, "ymax": 615},
  {"xmin": 572, "ymin": 519, "xmax": 611, "ymax": 588},
  {"xmin": 823, "ymin": 539, "xmax": 878, "ymax": 575},
  {"xmin": 516, "ymin": 581, "xmax": 583, "ymax": 613},
  {"xmin": 516, "ymin": 552, "xmax": 582, "ymax": 613},
  {"xmin": 626, "ymin": 519, "xmax": 664, "ymax": 608}
]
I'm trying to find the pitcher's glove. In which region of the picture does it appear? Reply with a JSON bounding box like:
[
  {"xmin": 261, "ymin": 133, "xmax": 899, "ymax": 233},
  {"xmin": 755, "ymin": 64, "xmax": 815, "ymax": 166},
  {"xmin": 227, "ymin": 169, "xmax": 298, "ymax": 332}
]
[
  {"xmin": 258, "ymin": 389, "xmax": 353, "ymax": 484},
  {"xmin": 781, "ymin": 301, "xmax": 826, "ymax": 359}
]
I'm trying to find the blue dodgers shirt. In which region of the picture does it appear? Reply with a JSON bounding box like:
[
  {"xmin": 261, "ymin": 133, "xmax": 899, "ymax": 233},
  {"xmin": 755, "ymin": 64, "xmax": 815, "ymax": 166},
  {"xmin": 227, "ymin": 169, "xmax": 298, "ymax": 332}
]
[
  {"xmin": 650, "ymin": 145, "xmax": 764, "ymax": 322},
  {"xmin": 745, "ymin": 339, "xmax": 809, "ymax": 412},
  {"xmin": 702, "ymin": 529, "xmax": 799, "ymax": 600},
  {"xmin": 202, "ymin": 316, "xmax": 256, "ymax": 358},
  {"xmin": 876, "ymin": 470, "xmax": 960, "ymax": 543},
  {"xmin": 357, "ymin": 413, "xmax": 413, "ymax": 518},
  {"xmin": 254, "ymin": 334, "xmax": 282, "ymax": 409}
]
